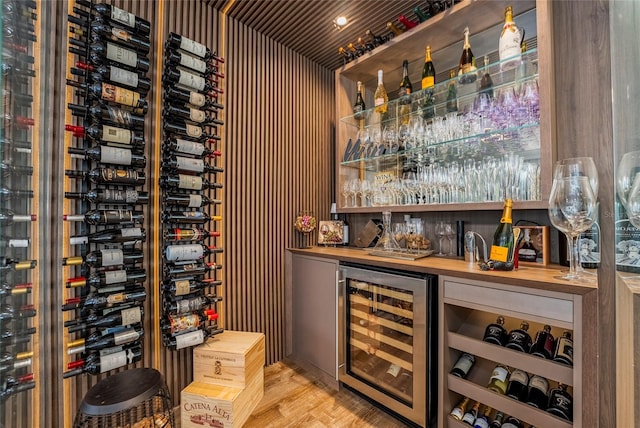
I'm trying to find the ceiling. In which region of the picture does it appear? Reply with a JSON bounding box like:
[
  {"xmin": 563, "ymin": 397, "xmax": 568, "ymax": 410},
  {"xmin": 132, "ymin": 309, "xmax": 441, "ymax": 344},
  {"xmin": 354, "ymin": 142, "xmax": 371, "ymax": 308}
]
[{"xmin": 207, "ymin": 0, "xmax": 435, "ymax": 70}]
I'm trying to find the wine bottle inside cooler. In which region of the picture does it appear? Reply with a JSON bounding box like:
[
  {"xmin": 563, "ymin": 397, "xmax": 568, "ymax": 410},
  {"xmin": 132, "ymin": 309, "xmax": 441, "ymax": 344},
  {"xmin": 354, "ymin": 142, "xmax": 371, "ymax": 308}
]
[
  {"xmin": 65, "ymin": 189, "xmax": 149, "ymax": 205},
  {"xmin": 505, "ymin": 367, "xmax": 529, "ymax": 401},
  {"xmin": 67, "ymin": 146, "xmax": 146, "ymax": 168},
  {"xmin": 504, "ymin": 321, "xmax": 532, "ymax": 352}
]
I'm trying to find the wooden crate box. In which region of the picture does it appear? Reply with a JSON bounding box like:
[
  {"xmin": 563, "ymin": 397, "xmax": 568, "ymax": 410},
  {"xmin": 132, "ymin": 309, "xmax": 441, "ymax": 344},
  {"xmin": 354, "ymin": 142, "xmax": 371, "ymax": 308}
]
[{"xmin": 193, "ymin": 331, "xmax": 265, "ymax": 388}]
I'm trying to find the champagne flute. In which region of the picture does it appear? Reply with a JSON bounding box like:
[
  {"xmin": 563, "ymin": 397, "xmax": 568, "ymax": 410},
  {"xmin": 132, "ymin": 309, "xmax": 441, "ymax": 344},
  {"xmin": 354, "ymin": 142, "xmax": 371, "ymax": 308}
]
[{"xmin": 548, "ymin": 176, "xmax": 597, "ymax": 281}]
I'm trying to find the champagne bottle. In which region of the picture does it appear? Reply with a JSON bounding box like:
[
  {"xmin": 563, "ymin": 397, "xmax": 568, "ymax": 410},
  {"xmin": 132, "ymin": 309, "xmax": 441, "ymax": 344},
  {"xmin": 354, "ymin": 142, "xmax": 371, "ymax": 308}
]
[
  {"xmin": 446, "ymin": 69, "xmax": 458, "ymax": 113},
  {"xmin": 91, "ymin": 4, "xmax": 151, "ymax": 35},
  {"xmin": 397, "ymin": 15, "xmax": 417, "ymax": 30},
  {"xmin": 525, "ymin": 374, "xmax": 549, "ymax": 409},
  {"xmin": 473, "ymin": 406, "xmax": 492, "ymax": 428},
  {"xmin": 65, "ymin": 189, "xmax": 149, "ymax": 205},
  {"xmin": 505, "ymin": 367, "xmax": 529, "ymax": 401},
  {"xmin": 61, "ymin": 287, "xmax": 146, "ymax": 311},
  {"xmin": 69, "ymin": 227, "xmax": 146, "ymax": 246},
  {"xmin": 479, "ymin": 55, "xmax": 494, "ymax": 98},
  {"xmin": 63, "ymin": 345, "xmax": 142, "ymax": 378},
  {"xmin": 161, "ymin": 313, "xmax": 218, "ymax": 336},
  {"xmin": 386, "ymin": 22, "xmax": 403, "ymax": 37},
  {"xmin": 63, "ymin": 209, "xmax": 144, "ymax": 225},
  {"xmin": 373, "ymin": 70, "xmax": 388, "ymax": 115},
  {"xmin": 498, "ymin": 5, "xmax": 522, "ymax": 69},
  {"xmin": 163, "ymin": 261, "xmax": 221, "ymax": 279},
  {"xmin": 163, "ymin": 193, "xmax": 220, "ymax": 208},
  {"xmin": 450, "ymin": 352, "xmax": 475, "ymax": 378},
  {"xmin": 74, "ymin": 61, "xmax": 150, "ymax": 94},
  {"xmin": 67, "ymin": 102, "xmax": 146, "ymax": 129},
  {"xmin": 88, "ymin": 20, "xmax": 151, "ymax": 53},
  {"xmin": 553, "ymin": 331, "xmax": 574, "ymax": 366},
  {"xmin": 68, "ymin": 146, "xmax": 146, "ymax": 168},
  {"xmin": 489, "ymin": 198, "xmax": 514, "ymax": 269},
  {"xmin": 398, "ymin": 59, "xmax": 413, "ymax": 106},
  {"xmin": 63, "ymin": 248, "xmax": 143, "ymax": 268},
  {"xmin": 421, "ymin": 45, "xmax": 436, "ymax": 120},
  {"xmin": 163, "ymin": 326, "xmax": 224, "ymax": 350},
  {"xmin": 487, "ymin": 364, "xmax": 509, "ymax": 394},
  {"xmin": 462, "ymin": 400, "xmax": 480, "ymax": 425},
  {"xmin": 164, "ymin": 138, "xmax": 220, "ymax": 157},
  {"xmin": 162, "ymin": 277, "xmax": 221, "ymax": 297},
  {"xmin": 529, "ymin": 324, "xmax": 554, "ymax": 359},
  {"xmin": 164, "ymin": 295, "xmax": 222, "ymax": 315},
  {"xmin": 161, "ymin": 210, "xmax": 222, "ymax": 224},
  {"xmin": 505, "ymin": 321, "xmax": 532, "ymax": 352},
  {"xmin": 159, "ymin": 174, "xmax": 222, "ymax": 191},
  {"xmin": 163, "ymin": 85, "xmax": 223, "ymax": 110},
  {"xmin": 352, "ymin": 81, "xmax": 366, "ymax": 120},
  {"xmin": 65, "ymin": 306, "xmax": 143, "ymax": 333},
  {"xmin": 458, "ymin": 27, "xmax": 477, "ymax": 83},
  {"xmin": 164, "ymin": 244, "xmax": 223, "ymax": 262},
  {"xmin": 164, "ymin": 227, "xmax": 220, "ymax": 242},
  {"xmin": 450, "ymin": 397, "xmax": 470, "ymax": 420},
  {"xmin": 161, "ymin": 155, "xmax": 223, "ymax": 174},
  {"xmin": 65, "ymin": 167, "xmax": 146, "ymax": 186},
  {"xmin": 65, "ymin": 268, "xmax": 146, "ymax": 288},
  {"xmin": 65, "ymin": 124, "xmax": 145, "ymax": 148}
]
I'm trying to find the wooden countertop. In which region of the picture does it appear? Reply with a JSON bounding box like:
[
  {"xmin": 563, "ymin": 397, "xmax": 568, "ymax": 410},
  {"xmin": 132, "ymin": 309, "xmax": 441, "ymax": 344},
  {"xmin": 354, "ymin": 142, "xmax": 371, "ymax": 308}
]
[{"xmin": 288, "ymin": 246, "xmax": 597, "ymax": 296}]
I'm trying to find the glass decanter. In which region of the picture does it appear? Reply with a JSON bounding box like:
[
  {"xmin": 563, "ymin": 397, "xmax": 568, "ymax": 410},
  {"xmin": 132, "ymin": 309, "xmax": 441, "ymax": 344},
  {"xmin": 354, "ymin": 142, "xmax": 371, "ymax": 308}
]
[{"xmin": 374, "ymin": 211, "xmax": 402, "ymax": 252}]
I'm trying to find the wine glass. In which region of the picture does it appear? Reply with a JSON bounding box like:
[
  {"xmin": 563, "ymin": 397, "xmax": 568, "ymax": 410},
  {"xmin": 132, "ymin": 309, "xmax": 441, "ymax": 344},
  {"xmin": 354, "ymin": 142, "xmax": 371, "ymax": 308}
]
[
  {"xmin": 435, "ymin": 221, "xmax": 447, "ymax": 256},
  {"xmin": 445, "ymin": 223, "xmax": 456, "ymax": 256},
  {"xmin": 548, "ymin": 176, "xmax": 597, "ymax": 281},
  {"xmin": 616, "ymin": 150, "xmax": 640, "ymax": 209}
]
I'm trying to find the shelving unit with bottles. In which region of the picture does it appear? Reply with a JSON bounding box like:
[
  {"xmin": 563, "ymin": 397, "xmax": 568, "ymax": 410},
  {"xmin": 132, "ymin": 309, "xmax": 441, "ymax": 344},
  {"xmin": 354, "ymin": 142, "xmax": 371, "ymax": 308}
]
[
  {"xmin": 438, "ymin": 276, "xmax": 584, "ymax": 427},
  {"xmin": 335, "ymin": 0, "xmax": 555, "ymax": 213}
]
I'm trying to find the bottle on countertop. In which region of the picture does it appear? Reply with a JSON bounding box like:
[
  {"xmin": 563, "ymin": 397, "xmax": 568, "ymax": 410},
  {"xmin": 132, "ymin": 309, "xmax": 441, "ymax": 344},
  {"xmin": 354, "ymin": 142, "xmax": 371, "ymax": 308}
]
[{"xmin": 488, "ymin": 198, "xmax": 515, "ymax": 270}]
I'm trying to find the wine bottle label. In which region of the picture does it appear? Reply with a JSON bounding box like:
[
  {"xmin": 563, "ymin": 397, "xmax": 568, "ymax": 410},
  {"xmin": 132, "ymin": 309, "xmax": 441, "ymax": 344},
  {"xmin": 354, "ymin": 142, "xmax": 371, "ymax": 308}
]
[
  {"xmin": 450, "ymin": 408, "xmax": 464, "ymax": 420},
  {"xmin": 109, "ymin": 65, "xmax": 139, "ymax": 88},
  {"xmin": 175, "ymin": 138, "xmax": 205, "ymax": 156},
  {"xmin": 178, "ymin": 175, "xmax": 203, "ymax": 190},
  {"xmin": 99, "ymin": 350, "xmax": 128, "ymax": 372},
  {"xmin": 462, "ymin": 412, "xmax": 476, "ymax": 424},
  {"xmin": 185, "ymin": 123, "xmax": 203, "ymax": 138},
  {"xmin": 490, "ymin": 245, "xmax": 509, "ymax": 262},
  {"xmin": 374, "ymin": 97, "xmax": 385, "ymax": 107},
  {"xmin": 188, "ymin": 91, "xmax": 206, "ymax": 107},
  {"xmin": 70, "ymin": 236, "xmax": 88, "ymax": 245},
  {"xmin": 105, "ymin": 42, "xmax": 137, "ymax": 68},
  {"xmin": 165, "ymin": 244, "xmax": 204, "ymax": 262},
  {"xmin": 188, "ymin": 195, "xmax": 203, "ymax": 208},
  {"xmin": 107, "ymin": 293, "xmax": 126, "ymax": 304},
  {"xmin": 499, "ymin": 23, "xmax": 522, "ymax": 64},
  {"xmin": 529, "ymin": 375, "xmax": 549, "ymax": 394},
  {"xmin": 113, "ymin": 328, "xmax": 140, "ymax": 345},
  {"xmin": 474, "ymin": 418, "xmax": 489, "ymax": 428},
  {"xmin": 120, "ymin": 307, "xmax": 141, "ymax": 325},
  {"xmin": 121, "ymin": 227, "xmax": 143, "ymax": 237},
  {"xmin": 101, "ymin": 146, "xmax": 132, "ymax": 165},
  {"xmin": 177, "ymin": 70, "xmax": 205, "ymax": 91},
  {"xmin": 110, "ymin": 6, "xmax": 135, "ymax": 29},
  {"xmin": 102, "ymin": 189, "xmax": 139, "ymax": 203},
  {"xmin": 175, "ymin": 329, "xmax": 205, "ymax": 349},
  {"xmin": 189, "ymin": 108, "xmax": 206, "ymax": 123},
  {"xmin": 179, "ymin": 52, "xmax": 207, "ymax": 73},
  {"xmin": 8, "ymin": 239, "xmax": 29, "ymax": 248},
  {"xmin": 180, "ymin": 37, "xmax": 207, "ymax": 58},
  {"xmin": 490, "ymin": 366, "xmax": 509, "ymax": 383},
  {"xmin": 104, "ymin": 270, "xmax": 128, "ymax": 285},
  {"xmin": 174, "ymin": 280, "xmax": 191, "ymax": 296},
  {"xmin": 385, "ymin": 363, "xmax": 401, "ymax": 378},
  {"xmin": 509, "ymin": 369, "xmax": 528, "ymax": 384},
  {"xmin": 101, "ymin": 83, "xmax": 141, "ymax": 108},
  {"xmin": 111, "ymin": 27, "xmax": 132, "ymax": 42},
  {"xmin": 105, "ymin": 105, "xmax": 134, "ymax": 128},
  {"xmin": 554, "ymin": 337, "xmax": 574, "ymax": 364},
  {"xmin": 421, "ymin": 76, "xmax": 434, "ymax": 89},
  {"xmin": 100, "ymin": 249, "xmax": 125, "ymax": 267},
  {"xmin": 176, "ymin": 156, "xmax": 204, "ymax": 172},
  {"xmin": 548, "ymin": 390, "xmax": 572, "ymax": 419},
  {"xmin": 169, "ymin": 314, "xmax": 199, "ymax": 335},
  {"xmin": 176, "ymin": 298, "xmax": 195, "ymax": 314},
  {"xmin": 451, "ymin": 353, "xmax": 474, "ymax": 376},
  {"xmin": 101, "ymin": 168, "xmax": 138, "ymax": 184}
]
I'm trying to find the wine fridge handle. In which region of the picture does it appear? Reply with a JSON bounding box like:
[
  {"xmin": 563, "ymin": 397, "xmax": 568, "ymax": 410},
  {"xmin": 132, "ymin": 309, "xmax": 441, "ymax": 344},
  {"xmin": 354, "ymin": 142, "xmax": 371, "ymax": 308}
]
[{"xmin": 337, "ymin": 271, "xmax": 346, "ymax": 378}]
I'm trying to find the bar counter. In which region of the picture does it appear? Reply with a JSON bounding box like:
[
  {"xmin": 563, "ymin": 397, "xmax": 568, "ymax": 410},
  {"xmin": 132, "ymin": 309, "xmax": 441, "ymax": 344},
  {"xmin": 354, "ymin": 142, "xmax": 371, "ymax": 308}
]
[{"xmin": 288, "ymin": 246, "xmax": 597, "ymax": 295}]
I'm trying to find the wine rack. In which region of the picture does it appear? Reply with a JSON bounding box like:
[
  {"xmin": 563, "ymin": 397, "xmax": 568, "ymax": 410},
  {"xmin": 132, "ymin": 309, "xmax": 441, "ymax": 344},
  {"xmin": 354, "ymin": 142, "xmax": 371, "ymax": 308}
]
[
  {"xmin": 160, "ymin": 32, "xmax": 225, "ymax": 350},
  {"xmin": 0, "ymin": 0, "xmax": 38, "ymax": 405},
  {"xmin": 62, "ymin": 1, "xmax": 150, "ymax": 377},
  {"xmin": 439, "ymin": 276, "xmax": 581, "ymax": 428}
]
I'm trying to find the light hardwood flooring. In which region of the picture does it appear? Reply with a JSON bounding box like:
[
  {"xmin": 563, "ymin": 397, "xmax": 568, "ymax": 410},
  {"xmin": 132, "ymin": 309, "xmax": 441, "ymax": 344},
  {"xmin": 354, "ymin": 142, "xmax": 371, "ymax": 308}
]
[{"xmin": 243, "ymin": 359, "xmax": 410, "ymax": 428}]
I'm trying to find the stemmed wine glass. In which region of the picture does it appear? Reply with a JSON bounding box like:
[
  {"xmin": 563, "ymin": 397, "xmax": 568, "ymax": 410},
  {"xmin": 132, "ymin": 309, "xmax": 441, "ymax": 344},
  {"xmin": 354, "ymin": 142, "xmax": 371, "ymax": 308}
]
[
  {"xmin": 548, "ymin": 176, "xmax": 597, "ymax": 281},
  {"xmin": 435, "ymin": 221, "xmax": 447, "ymax": 256},
  {"xmin": 445, "ymin": 223, "xmax": 456, "ymax": 256}
]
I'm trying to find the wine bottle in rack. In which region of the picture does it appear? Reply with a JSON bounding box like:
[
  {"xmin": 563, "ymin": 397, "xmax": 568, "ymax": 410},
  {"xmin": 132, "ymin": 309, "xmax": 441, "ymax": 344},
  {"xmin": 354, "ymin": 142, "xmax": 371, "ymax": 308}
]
[
  {"xmin": 163, "ymin": 138, "xmax": 221, "ymax": 157},
  {"xmin": 552, "ymin": 331, "xmax": 573, "ymax": 366},
  {"xmin": 163, "ymin": 68, "xmax": 219, "ymax": 94},
  {"xmin": 161, "ymin": 155, "xmax": 223, "ymax": 174},
  {"xmin": 69, "ymin": 227, "xmax": 146, "ymax": 245},
  {"xmin": 87, "ymin": 20, "xmax": 151, "ymax": 53},
  {"xmin": 67, "ymin": 327, "xmax": 144, "ymax": 355},
  {"xmin": 0, "ymin": 304, "xmax": 36, "ymax": 321},
  {"xmin": 63, "ymin": 345, "xmax": 142, "ymax": 378},
  {"xmin": 65, "ymin": 189, "xmax": 149, "ymax": 205},
  {"xmin": 529, "ymin": 324, "xmax": 554, "ymax": 359},
  {"xmin": 0, "ymin": 351, "xmax": 33, "ymax": 375},
  {"xmin": 0, "ymin": 187, "xmax": 33, "ymax": 200},
  {"xmin": 66, "ymin": 268, "xmax": 146, "ymax": 288},
  {"xmin": 487, "ymin": 364, "xmax": 509, "ymax": 394},
  {"xmin": 505, "ymin": 367, "xmax": 529, "ymax": 401},
  {"xmin": 163, "ymin": 119, "xmax": 219, "ymax": 143},
  {"xmin": 164, "ymin": 295, "xmax": 222, "ymax": 315},
  {"xmin": 504, "ymin": 321, "xmax": 532, "ymax": 352},
  {"xmin": 0, "ymin": 282, "xmax": 32, "ymax": 298},
  {"xmin": 0, "ymin": 258, "xmax": 36, "ymax": 271},
  {"xmin": 68, "ymin": 38, "xmax": 150, "ymax": 73},
  {"xmin": 0, "ymin": 161, "xmax": 33, "ymax": 177},
  {"xmin": 547, "ymin": 384, "xmax": 573, "ymax": 421},
  {"xmin": 164, "ymin": 48, "xmax": 210, "ymax": 75},
  {"xmin": 163, "ymin": 103, "xmax": 224, "ymax": 126},
  {"xmin": 0, "ymin": 373, "xmax": 35, "ymax": 401},
  {"xmin": 65, "ymin": 167, "xmax": 146, "ymax": 186},
  {"xmin": 63, "ymin": 248, "xmax": 144, "ymax": 268},
  {"xmin": 163, "ymin": 261, "xmax": 221, "ymax": 279},
  {"xmin": 65, "ymin": 306, "xmax": 143, "ymax": 333},
  {"xmin": 164, "ymin": 227, "xmax": 220, "ymax": 242},
  {"xmin": 449, "ymin": 396, "xmax": 469, "ymax": 420},
  {"xmin": 62, "ymin": 287, "xmax": 146, "ymax": 311},
  {"xmin": 162, "ymin": 277, "xmax": 221, "ymax": 297},
  {"xmin": 67, "ymin": 146, "xmax": 146, "ymax": 168},
  {"xmin": 63, "ymin": 209, "xmax": 144, "ymax": 225},
  {"xmin": 66, "ymin": 80, "xmax": 147, "ymax": 110},
  {"xmin": 164, "ymin": 244, "xmax": 223, "ymax": 262},
  {"xmin": 162, "ymin": 326, "xmax": 224, "ymax": 350},
  {"xmin": 482, "ymin": 315, "xmax": 507, "ymax": 345},
  {"xmin": 524, "ymin": 374, "xmax": 549, "ymax": 409},
  {"xmin": 161, "ymin": 210, "xmax": 221, "ymax": 224},
  {"xmin": 65, "ymin": 124, "xmax": 145, "ymax": 149},
  {"xmin": 163, "ymin": 86, "xmax": 223, "ymax": 110},
  {"xmin": 166, "ymin": 32, "xmax": 213, "ymax": 59},
  {"xmin": 91, "ymin": 4, "xmax": 151, "ymax": 35},
  {"xmin": 73, "ymin": 61, "xmax": 151, "ymax": 95},
  {"xmin": 450, "ymin": 352, "xmax": 475, "ymax": 378},
  {"xmin": 161, "ymin": 313, "xmax": 219, "ymax": 336},
  {"xmin": 68, "ymin": 102, "xmax": 147, "ymax": 126},
  {"xmin": 163, "ymin": 193, "xmax": 221, "ymax": 208},
  {"xmin": 461, "ymin": 400, "xmax": 480, "ymax": 425},
  {"xmin": 159, "ymin": 174, "xmax": 222, "ymax": 191}
]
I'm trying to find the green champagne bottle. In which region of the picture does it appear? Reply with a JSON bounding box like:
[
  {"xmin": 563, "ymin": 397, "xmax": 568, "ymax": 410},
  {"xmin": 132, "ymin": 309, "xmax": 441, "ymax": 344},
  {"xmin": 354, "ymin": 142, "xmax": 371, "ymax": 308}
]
[{"xmin": 489, "ymin": 198, "xmax": 514, "ymax": 269}]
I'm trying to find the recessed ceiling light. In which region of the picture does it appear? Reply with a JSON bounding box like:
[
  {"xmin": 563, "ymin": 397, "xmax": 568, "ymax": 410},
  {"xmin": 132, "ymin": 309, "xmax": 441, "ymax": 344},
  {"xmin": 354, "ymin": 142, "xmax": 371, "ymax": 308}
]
[{"xmin": 334, "ymin": 16, "xmax": 349, "ymax": 29}]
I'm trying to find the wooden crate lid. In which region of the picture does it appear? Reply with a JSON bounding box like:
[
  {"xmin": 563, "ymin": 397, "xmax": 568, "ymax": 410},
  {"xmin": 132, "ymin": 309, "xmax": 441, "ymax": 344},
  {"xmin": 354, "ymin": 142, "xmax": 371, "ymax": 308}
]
[{"xmin": 197, "ymin": 331, "xmax": 265, "ymax": 356}]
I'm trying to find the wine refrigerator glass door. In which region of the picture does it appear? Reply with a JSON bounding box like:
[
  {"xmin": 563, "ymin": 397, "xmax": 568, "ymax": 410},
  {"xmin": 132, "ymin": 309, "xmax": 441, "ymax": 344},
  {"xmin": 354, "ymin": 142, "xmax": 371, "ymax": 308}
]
[{"xmin": 338, "ymin": 264, "xmax": 436, "ymax": 427}]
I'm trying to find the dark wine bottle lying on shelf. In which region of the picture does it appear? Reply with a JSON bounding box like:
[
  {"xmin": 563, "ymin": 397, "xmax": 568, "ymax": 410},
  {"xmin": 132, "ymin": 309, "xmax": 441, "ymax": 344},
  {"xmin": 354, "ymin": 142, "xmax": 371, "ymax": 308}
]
[
  {"xmin": 0, "ymin": 373, "xmax": 35, "ymax": 401},
  {"xmin": 68, "ymin": 146, "xmax": 147, "ymax": 168},
  {"xmin": 163, "ymin": 227, "xmax": 220, "ymax": 242},
  {"xmin": 164, "ymin": 244, "xmax": 223, "ymax": 262},
  {"xmin": 69, "ymin": 227, "xmax": 146, "ymax": 246},
  {"xmin": 162, "ymin": 277, "xmax": 221, "ymax": 297},
  {"xmin": 65, "ymin": 189, "xmax": 149, "ymax": 205},
  {"xmin": 0, "ymin": 304, "xmax": 36, "ymax": 321},
  {"xmin": 163, "ymin": 139, "xmax": 221, "ymax": 158},
  {"xmin": 163, "ymin": 325, "xmax": 224, "ymax": 350},
  {"xmin": 63, "ymin": 248, "xmax": 144, "ymax": 268},
  {"xmin": 2, "ymin": 113, "xmax": 35, "ymax": 128},
  {"xmin": 0, "ymin": 210, "xmax": 36, "ymax": 226},
  {"xmin": 0, "ymin": 234, "xmax": 30, "ymax": 249},
  {"xmin": 164, "ymin": 295, "xmax": 222, "ymax": 315},
  {"xmin": 88, "ymin": 20, "xmax": 151, "ymax": 53},
  {"xmin": 66, "ymin": 268, "xmax": 146, "ymax": 288},
  {"xmin": 159, "ymin": 174, "xmax": 222, "ymax": 191},
  {"xmin": 66, "ymin": 80, "xmax": 147, "ymax": 110},
  {"xmin": 163, "ymin": 119, "xmax": 219, "ymax": 143},
  {"xmin": 65, "ymin": 167, "xmax": 146, "ymax": 186},
  {"xmin": 67, "ymin": 326, "xmax": 144, "ymax": 355},
  {"xmin": 163, "ymin": 103, "xmax": 224, "ymax": 126},
  {"xmin": 163, "ymin": 85, "xmax": 223, "ymax": 110},
  {"xmin": 63, "ymin": 345, "xmax": 142, "ymax": 378},
  {"xmin": 161, "ymin": 155, "xmax": 223, "ymax": 174},
  {"xmin": 163, "ymin": 193, "xmax": 221, "ymax": 208},
  {"xmin": 163, "ymin": 68, "xmax": 220, "ymax": 94},
  {"xmin": 163, "ymin": 261, "xmax": 221, "ymax": 279},
  {"xmin": 63, "ymin": 209, "xmax": 144, "ymax": 225},
  {"xmin": 62, "ymin": 287, "xmax": 146, "ymax": 311},
  {"xmin": 73, "ymin": 61, "xmax": 151, "ymax": 94},
  {"xmin": 0, "ymin": 351, "xmax": 32, "ymax": 375},
  {"xmin": 91, "ymin": 3, "xmax": 151, "ymax": 35},
  {"xmin": 65, "ymin": 306, "xmax": 143, "ymax": 333},
  {"xmin": 161, "ymin": 313, "xmax": 218, "ymax": 336},
  {"xmin": 1, "ymin": 62, "xmax": 35, "ymax": 79},
  {"xmin": 161, "ymin": 210, "xmax": 222, "ymax": 224},
  {"xmin": 0, "ymin": 257, "xmax": 36, "ymax": 272},
  {"xmin": 0, "ymin": 161, "xmax": 33, "ymax": 177},
  {"xmin": 166, "ymin": 32, "xmax": 211, "ymax": 60},
  {"xmin": 65, "ymin": 123, "xmax": 145, "ymax": 149},
  {"xmin": 164, "ymin": 48, "xmax": 209, "ymax": 75},
  {"xmin": 0, "ymin": 138, "xmax": 32, "ymax": 152},
  {"xmin": 0, "ymin": 187, "xmax": 33, "ymax": 201},
  {"xmin": 0, "ymin": 327, "xmax": 36, "ymax": 346},
  {"xmin": 87, "ymin": 40, "xmax": 150, "ymax": 72},
  {"xmin": 0, "ymin": 282, "xmax": 32, "ymax": 298}
]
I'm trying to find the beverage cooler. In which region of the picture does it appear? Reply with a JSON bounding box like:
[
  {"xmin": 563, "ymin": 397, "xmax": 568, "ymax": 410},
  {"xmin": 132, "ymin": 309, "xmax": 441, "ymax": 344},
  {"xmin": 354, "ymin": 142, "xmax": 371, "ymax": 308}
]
[{"xmin": 338, "ymin": 263, "xmax": 437, "ymax": 427}]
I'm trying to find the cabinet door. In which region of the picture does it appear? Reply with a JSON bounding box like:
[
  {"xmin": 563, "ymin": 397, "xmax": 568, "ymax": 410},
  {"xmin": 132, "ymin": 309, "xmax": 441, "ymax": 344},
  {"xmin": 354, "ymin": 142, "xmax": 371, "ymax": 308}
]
[{"xmin": 291, "ymin": 255, "xmax": 338, "ymax": 381}]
